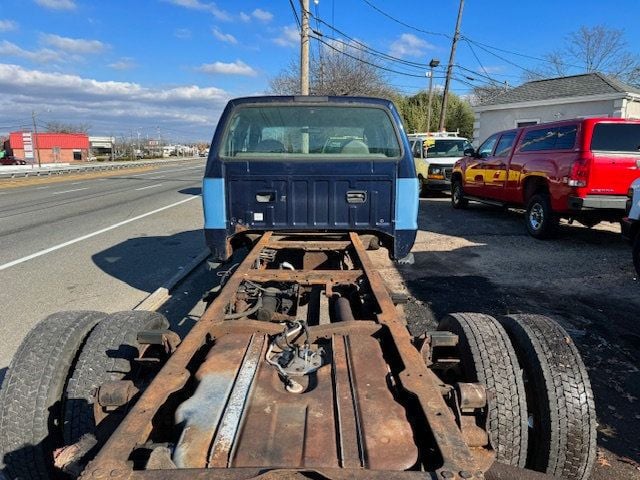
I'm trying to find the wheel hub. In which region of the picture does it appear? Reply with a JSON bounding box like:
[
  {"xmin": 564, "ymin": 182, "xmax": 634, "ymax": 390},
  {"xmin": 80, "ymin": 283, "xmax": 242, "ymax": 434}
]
[{"xmin": 529, "ymin": 203, "xmax": 543, "ymax": 230}]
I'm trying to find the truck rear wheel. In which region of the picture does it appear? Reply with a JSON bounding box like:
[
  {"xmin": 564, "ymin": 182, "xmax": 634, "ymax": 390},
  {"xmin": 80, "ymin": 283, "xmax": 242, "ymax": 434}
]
[
  {"xmin": 0, "ymin": 311, "xmax": 105, "ymax": 480},
  {"xmin": 63, "ymin": 310, "xmax": 169, "ymax": 445},
  {"xmin": 451, "ymin": 180, "xmax": 468, "ymax": 209},
  {"xmin": 525, "ymin": 193, "xmax": 558, "ymax": 239},
  {"xmin": 498, "ymin": 314, "xmax": 596, "ymax": 480},
  {"xmin": 438, "ymin": 313, "xmax": 528, "ymax": 467}
]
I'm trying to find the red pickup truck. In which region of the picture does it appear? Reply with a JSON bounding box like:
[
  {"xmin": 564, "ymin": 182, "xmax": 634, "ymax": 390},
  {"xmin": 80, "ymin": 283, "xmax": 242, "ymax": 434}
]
[{"xmin": 451, "ymin": 118, "xmax": 640, "ymax": 238}]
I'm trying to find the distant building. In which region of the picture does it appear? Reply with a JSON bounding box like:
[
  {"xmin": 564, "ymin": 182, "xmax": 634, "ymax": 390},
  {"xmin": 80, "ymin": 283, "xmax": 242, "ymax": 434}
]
[
  {"xmin": 6, "ymin": 132, "xmax": 90, "ymax": 163},
  {"xmin": 473, "ymin": 72, "xmax": 640, "ymax": 144},
  {"xmin": 89, "ymin": 136, "xmax": 115, "ymax": 161}
]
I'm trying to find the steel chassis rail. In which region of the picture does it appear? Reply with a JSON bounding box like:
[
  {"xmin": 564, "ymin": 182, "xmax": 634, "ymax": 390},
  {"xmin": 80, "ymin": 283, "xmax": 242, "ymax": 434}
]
[{"xmin": 81, "ymin": 232, "xmax": 494, "ymax": 480}]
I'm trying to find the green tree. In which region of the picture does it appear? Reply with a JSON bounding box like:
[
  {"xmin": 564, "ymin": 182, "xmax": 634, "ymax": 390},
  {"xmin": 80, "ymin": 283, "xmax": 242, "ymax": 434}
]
[{"xmin": 396, "ymin": 91, "xmax": 474, "ymax": 138}]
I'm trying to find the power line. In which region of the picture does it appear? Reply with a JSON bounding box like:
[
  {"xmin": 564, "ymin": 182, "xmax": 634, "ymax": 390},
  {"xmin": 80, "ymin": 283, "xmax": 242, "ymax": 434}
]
[
  {"xmin": 455, "ymin": 64, "xmax": 503, "ymax": 85},
  {"xmin": 461, "ymin": 35, "xmax": 585, "ymax": 71},
  {"xmin": 360, "ymin": 0, "xmax": 450, "ymax": 38},
  {"xmin": 312, "ymin": 35, "xmax": 429, "ymax": 78},
  {"xmin": 288, "ymin": 0, "xmax": 301, "ymax": 29},
  {"xmin": 463, "ymin": 39, "xmax": 499, "ymax": 85},
  {"xmin": 310, "ymin": 14, "xmax": 430, "ymax": 69},
  {"xmin": 465, "ymin": 39, "xmax": 540, "ymax": 77}
]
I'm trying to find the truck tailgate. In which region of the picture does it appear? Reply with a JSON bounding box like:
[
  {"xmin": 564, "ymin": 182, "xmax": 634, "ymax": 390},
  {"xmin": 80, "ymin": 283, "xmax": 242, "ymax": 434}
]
[{"xmin": 225, "ymin": 160, "xmax": 395, "ymax": 232}]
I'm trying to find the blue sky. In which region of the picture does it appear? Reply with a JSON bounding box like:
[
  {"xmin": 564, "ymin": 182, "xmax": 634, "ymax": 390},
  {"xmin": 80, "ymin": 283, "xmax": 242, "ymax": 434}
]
[{"xmin": 1, "ymin": 0, "xmax": 639, "ymax": 142}]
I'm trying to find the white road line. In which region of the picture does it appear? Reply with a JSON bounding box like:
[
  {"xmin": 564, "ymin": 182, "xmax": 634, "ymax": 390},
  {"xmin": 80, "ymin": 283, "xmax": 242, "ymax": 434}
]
[
  {"xmin": 0, "ymin": 196, "xmax": 199, "ymax": 272},
  {"xmin": 51, "ymin": 187, "xmax": 90, "ymax": 195},
  {"xmin": 135, "ymin": 183, "xmax": 163, "ymax": 191},
  {"xmin": 36, "ymin": 186, "xmax": 51, "ymax": 190}
]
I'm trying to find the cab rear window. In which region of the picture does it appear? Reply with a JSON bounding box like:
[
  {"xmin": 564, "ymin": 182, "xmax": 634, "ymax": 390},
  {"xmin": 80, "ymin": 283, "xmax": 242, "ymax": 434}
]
[
  {"xmin": 591, "ymin": 123, "xmax": 640, "ymax": 153},
  {"xmin": 519, "ymin": 125, "xmax": 577, "ymax": 152},
  {"xmin": 220, "ymin": 105, "xmax": 401, "ymax": 159}
]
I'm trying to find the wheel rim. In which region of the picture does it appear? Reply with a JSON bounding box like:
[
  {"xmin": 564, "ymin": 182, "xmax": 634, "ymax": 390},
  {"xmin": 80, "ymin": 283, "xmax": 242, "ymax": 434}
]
[
  {"xmin": 453, "ymin": 184, "xmax": 461, "ymax": 203},
  {"xmin": 529, "ymin": 203, "xmax": 543, "ymax": 230}
]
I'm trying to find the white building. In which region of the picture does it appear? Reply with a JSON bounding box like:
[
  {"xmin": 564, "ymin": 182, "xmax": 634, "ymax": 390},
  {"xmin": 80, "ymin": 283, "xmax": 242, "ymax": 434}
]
[{"xmin": 473, "ymin": 72, "xmax": 640, "ymax": 145}]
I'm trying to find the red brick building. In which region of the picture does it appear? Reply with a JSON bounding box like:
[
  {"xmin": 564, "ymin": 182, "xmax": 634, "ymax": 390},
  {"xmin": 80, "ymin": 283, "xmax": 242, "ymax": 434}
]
[{"xmin": 5, "ymin": 132, "xmax": 90, "ymax": 163}]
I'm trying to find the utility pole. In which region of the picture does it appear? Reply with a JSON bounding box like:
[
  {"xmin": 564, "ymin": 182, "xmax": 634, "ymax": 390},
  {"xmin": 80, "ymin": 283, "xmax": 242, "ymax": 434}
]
[
  {"xmin": 438, "ymin": 0, "xmax": 464, "ymax": 132},
  {"xmin": 426, "ymin": 59, "xmax": 440, "ymax": 133},
  {"xmin": 300, "ymin": 0, "xmax": 310, "ymax": 95},
  {"xmin": 31, "ymin": 110, "xmax": 41, "ymax": 168}
]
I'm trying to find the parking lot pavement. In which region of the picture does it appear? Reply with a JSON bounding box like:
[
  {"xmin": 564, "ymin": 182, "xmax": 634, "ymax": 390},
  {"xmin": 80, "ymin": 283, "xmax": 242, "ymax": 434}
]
[{"xmin": 400, "ymin": 195, "xmax": 640, "ymax": 479}]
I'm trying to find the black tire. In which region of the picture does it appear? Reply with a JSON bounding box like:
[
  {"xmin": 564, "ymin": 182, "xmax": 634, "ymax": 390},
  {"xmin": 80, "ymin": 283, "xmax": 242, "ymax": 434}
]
[
  {"xmin": 498, "ymin": 314, "xmax": 596, "ymax": 480},
  {"xmin": 418, "ymin": 175, "xmax": 428, "ymax": 198},
  {"xmin": 451, "ymin": 179, "xmax": 468, "ymax": 209},
  {"xmin": 525, "ymin": 193, "xmax": 558, "ymax": 239},
  {"xmin": 632, "ymin": 234, "xmax": 640, "ymax": 277},
  {"xmin": 0, "ymin": 311, "xmax": 105, "ymax": 480},
  {"xmin": 438, "ymin": 313, "xmax": 528, "ymax": 467},
  {"xmin": 63, "ymin": 310, "xmax": 169, "ymax": 445}
]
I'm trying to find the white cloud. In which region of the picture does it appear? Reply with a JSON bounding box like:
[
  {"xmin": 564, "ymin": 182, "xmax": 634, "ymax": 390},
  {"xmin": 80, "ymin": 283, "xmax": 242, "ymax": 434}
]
[
  {"xmin": 196, "ymin": 60, "xmax": 257, "ymax": 76},
  {"xmin": 0, "ymin": 20, "xmax": 18, "ymax": 32},
  {"xmin": 252, "ymin": 8, "xmax": 273, "ymax": 22},
  {"xmin": 108, "ymin": 58, "xmax": 137, "ymax": 70},
  {"xmin": 0, "ymin": 63, "xmax": 230, "ymax": 140},
  {"xmin": 212, "ymin": 27, "xmax": 237, "ymax": 44},
  {"xmin": 0, "ymin": 40, "xmax": 63, "ymax": 64},
  {"xmin": 41, "ymin": 34, "xmax": 107, "ymax": 54},
  {"xmin": 174, "ymin": 28, "xmax": 192, "ymax": 39},
  {"xmin": 273, "ymin": 25, "xmax": 299, "ymax": 47},
  {"xmin": 239, "ymin": 12, "xmax": 251, "ymax": 22},
  {"xmin": 389, "ymin": 33, "xmax": 433, "ymax": 58},
  {"xmin": 34, "ymin": 0, "xmax": 76, "ymax": 10},
  {"xmin": 480, "ymin": 65, "xmax": 505, "ymax": 74},
  {"xmin": 164, "ymin": 0, "xmax": 231, "ymax": 21}
]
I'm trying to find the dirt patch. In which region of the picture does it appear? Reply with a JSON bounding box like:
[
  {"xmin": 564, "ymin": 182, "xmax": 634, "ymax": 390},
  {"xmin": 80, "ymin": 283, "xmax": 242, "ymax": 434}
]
[
  {"xmin": 0, "ymin": 165, "xmax": 157, "ymax": 189},
  {"xmin": 396, "ymin": 196, "xmax": 640, "ymax": 479}
]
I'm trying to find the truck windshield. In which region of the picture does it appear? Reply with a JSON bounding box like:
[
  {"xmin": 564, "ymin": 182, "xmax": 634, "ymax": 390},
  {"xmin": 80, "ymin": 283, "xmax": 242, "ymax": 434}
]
[
  {"xmin": 220, "ymin": 105, "xmax": 401, "ymax": 159},
  {"xmin": 591, "ymin": 123, "xmax": 640, "ymax": 153},
  {"xmin": 426, "ymin": 139, "xmax": 470, "ymax": 158}
]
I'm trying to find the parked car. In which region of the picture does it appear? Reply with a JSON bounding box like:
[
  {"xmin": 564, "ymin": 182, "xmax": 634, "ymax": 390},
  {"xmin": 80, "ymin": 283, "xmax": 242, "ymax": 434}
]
[
  {"xmin": 451, "ymin": 118, "xmax": 640, "ymax": 238},
  {"xmin": 408, "ymin": 132, "xmax": 473, "ymax": 195},
  {"xmin": 0, "ymin": 155, "xmax": 26, "ymax": 165},
  {"xmin": 622, "ymin": 178, "xmax": 640, "ymax": 275}
]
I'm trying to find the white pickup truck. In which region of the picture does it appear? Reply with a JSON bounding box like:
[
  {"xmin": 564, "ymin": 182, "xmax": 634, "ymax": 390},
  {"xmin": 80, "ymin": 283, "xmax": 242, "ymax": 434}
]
[{"xmin": 407, "ymin": 132, "xmax": 473, "ymax": 195}]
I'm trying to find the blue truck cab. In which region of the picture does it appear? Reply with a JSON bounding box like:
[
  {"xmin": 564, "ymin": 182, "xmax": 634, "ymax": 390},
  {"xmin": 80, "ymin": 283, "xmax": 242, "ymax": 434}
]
[{"xmin": 203, "ymin": 95, "xmax": 418, "ymax": 260}]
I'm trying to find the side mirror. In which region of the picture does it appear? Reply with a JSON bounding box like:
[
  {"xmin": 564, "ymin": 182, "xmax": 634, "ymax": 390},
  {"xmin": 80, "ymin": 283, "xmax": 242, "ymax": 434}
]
[{"xmin": 464, "ymin": 147, "xmax": 475, "ymax": 157}]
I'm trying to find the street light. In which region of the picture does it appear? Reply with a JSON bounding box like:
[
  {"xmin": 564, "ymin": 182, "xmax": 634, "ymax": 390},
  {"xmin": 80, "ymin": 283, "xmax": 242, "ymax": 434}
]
[{"xmin": 426, "ymin": 59, "xmax": 440, "ymax": 134}]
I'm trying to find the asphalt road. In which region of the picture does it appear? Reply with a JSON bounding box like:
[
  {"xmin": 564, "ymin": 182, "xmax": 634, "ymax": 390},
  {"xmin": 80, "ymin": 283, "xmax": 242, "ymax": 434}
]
[{"xmin": 0, "ymin": 159, "xmax": 208, "ymax": 383}]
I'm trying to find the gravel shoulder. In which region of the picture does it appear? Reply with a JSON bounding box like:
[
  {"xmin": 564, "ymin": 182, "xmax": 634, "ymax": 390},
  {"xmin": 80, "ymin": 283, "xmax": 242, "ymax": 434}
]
[{"xmin": 397, "ymin": 195, "xmax": 640, "ymax": 479}]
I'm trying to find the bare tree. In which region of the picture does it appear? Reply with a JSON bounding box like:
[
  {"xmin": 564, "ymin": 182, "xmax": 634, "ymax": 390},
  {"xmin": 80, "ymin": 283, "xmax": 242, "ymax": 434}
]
[
  {"xmin": 526, "ymin": 25, "xmax": 640, "ymax": 85},
  {"xmin": 45, "ymin": 121, "xmax": 91, "ymax": 134},
  {"xmin": 268, "ymin": 42, "xmax": 396, "ymax": 98}
]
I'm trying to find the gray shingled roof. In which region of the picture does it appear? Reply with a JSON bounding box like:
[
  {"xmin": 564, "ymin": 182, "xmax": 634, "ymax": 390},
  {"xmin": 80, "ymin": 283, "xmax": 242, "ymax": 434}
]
[{"xmin": 481, "ymin": 72, "xmax": 640, "ymax": 106}]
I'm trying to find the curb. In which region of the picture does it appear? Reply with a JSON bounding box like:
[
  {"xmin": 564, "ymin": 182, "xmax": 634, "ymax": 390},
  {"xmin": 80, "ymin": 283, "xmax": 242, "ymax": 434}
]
[
  {"xmin": 134, "ymin": 248, "xmax": 210, "ymax": 312},
  {"xmin": 0, "ymin": 157, "xmax": 202, "ymax": 179}
]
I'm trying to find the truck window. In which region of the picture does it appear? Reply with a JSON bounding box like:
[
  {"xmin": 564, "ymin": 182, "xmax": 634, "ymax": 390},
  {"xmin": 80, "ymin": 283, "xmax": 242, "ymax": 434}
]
[
  {"xmin": 478, "ymin": 133, "xmax": 500, "ymax": 158},
  {"xmin": 591, "ymin": 123, "xmax": 640, "ymax": 152},
  {"xmin": 411, "ymin": 140, "xmax": 422, "ymax": 158},
  {"xmin": 425, "ymin": 139, "xmax": 470, "ymax": 158},
  {"xmin": 494, "ymin": 132, "xmax": 517, "ymax": 157},
  {"xmin": 220, "ymin": 105, "xmax": 401, "ymax": 159},
  {"xmin": 520, "ymin": 125, "xmax": 577, "ymax": 152}
]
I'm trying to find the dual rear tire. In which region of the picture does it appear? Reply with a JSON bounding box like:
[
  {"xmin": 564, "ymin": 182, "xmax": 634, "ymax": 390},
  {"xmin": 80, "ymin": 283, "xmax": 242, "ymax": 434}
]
[
  {"xmin": 439, "ymin": 312, "xmax": 596, "ymax": 480},
  {"xmin": 0, "ymin": 310, "xmax": 169, "ymax": 480}
]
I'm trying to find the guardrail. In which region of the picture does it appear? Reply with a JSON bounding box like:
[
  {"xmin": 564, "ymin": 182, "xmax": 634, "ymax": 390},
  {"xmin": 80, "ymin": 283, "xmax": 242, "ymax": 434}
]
[{"xmin": 0, "ymin": 157, "xmax": 202, "ymax": 179}]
